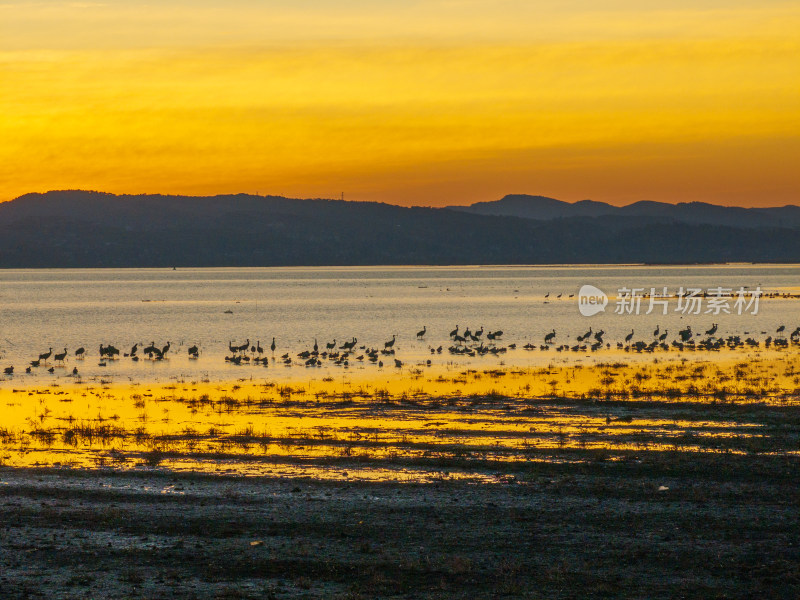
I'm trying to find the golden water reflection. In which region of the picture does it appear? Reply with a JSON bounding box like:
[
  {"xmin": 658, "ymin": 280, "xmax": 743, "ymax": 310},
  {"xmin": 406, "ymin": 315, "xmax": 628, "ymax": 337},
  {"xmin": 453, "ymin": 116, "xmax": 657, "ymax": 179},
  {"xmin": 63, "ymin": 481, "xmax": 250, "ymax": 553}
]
[{"xmin": 2, "ymin": 352, "xmax": 799, "ymax": 482}]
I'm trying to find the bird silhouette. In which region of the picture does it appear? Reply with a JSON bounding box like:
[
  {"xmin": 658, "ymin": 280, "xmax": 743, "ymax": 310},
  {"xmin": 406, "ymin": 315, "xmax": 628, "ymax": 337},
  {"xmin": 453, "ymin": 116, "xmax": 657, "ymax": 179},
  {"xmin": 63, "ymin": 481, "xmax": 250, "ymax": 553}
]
[{"xmin": 416, "ymin": 326, "xmax": 426, "ymax": 338}]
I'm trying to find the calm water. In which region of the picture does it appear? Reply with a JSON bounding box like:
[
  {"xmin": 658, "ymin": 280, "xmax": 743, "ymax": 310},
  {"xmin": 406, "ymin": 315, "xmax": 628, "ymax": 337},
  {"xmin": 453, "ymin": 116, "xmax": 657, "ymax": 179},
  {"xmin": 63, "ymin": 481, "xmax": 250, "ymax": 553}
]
[{"xmin": 1, "ymin": 265, "xmax": 799, "ymax": 385}]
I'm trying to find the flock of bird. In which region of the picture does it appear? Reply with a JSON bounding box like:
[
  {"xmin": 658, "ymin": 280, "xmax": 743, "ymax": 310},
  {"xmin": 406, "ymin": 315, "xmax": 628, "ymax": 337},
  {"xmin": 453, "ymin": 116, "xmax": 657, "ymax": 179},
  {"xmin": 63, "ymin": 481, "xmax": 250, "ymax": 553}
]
[
  {"xmin": 526, "ymin": 323, "xmax": 800, "ymax": 354},
  {"xmin": 3, "ymin": 323, "xmax": 800, "ymax": 377}
]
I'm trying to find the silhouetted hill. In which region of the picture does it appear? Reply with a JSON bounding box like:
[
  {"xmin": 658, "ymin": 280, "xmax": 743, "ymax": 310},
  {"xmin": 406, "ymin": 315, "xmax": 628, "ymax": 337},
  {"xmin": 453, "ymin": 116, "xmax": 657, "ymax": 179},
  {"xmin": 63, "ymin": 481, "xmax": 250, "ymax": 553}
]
[
  {"xmin": 451, "ymin": 194, "xmax": 800, "ymax": 228},
  {"xmin": 0, "ymin": 190, "xmax": 799, "ymax": 267}
]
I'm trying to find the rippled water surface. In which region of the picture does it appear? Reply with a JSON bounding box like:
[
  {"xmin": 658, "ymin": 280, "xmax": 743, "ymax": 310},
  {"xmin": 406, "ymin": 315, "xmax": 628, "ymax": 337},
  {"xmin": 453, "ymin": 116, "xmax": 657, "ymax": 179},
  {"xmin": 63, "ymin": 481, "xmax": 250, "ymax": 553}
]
[{"xmin": 1, "ymin": 264, "xmax": 799, "ymax": 384}]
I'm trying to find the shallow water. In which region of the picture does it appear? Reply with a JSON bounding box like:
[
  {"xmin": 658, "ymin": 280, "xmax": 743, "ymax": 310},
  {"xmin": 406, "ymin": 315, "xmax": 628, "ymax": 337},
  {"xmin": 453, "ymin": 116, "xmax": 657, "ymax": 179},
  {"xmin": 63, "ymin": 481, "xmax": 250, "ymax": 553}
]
[
  {"xmin": 1, "ymin": 265, "xmax": 799, "ymax": 385},
  {"xmin": 1, "ymin": 353, "xmax": 798, "ymax": 481}
]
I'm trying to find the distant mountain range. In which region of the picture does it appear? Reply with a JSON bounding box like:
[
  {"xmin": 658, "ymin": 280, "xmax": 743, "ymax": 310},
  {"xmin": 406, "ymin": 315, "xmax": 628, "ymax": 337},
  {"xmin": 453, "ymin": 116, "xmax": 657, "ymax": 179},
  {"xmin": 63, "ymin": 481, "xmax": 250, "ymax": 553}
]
[
  {"xmin": 449, "ymin": 194, "xmax": 800, "ymax": 228},
  {"xmin": 0, "ymin": 190, "xmax": 798, "ymax": 267}
]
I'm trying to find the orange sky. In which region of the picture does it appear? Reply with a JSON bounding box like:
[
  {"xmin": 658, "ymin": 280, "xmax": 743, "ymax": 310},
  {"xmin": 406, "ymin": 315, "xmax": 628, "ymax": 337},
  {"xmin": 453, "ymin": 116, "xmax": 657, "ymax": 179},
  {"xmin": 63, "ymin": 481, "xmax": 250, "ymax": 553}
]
[{"xmin": 1, "ymin": 1, "xmax": 798, "ymax": 207}]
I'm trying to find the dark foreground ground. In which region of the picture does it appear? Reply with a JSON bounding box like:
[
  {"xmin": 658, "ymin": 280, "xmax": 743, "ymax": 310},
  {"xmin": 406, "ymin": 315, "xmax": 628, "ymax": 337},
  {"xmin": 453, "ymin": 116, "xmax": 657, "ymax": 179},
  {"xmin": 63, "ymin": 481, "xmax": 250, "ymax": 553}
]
[{"xmin": 1, "ymin": 453, "xmax": 799, "ymax": 599}]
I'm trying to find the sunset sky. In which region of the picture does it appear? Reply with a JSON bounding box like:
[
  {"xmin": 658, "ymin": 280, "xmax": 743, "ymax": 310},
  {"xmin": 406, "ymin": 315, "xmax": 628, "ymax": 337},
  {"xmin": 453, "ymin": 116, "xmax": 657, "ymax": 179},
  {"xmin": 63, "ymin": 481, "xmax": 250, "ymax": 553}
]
[{"xmin": 1, "ymin": 1, "xmax": 798, "ymax": 207}]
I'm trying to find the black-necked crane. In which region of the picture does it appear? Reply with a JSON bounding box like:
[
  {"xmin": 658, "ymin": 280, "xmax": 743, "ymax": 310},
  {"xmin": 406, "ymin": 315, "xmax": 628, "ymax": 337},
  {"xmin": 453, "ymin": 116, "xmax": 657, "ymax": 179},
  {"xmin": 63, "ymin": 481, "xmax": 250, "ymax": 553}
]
[
  {"xmin": 475, "ymin": 326, "xmax": 484, "ymax": 338},
  {"xmin": 313, "ymin": 339, "xmax": 319, "ymax": 353},
  {"xmin": 161, "ymin": 341, "xmax": 171, "ymax": 357},
  {"xmin": 625, "ymin": 330, "xmax": 634, "ymax": 343},
  {"xmin": 449, "ymin": 325, "xmax": 459, "ymax": 339},
  {"xmin": 653, "ymin": 325, "xmax": 660, "ymax": 338},
  {"xmin": 72, "ymin": 367, "xmax": 78, "ymax": 376},
  {"xmin": 658, "ymin": 330, "xmax": 668, "ymax": 342},
  {"xmin": 39, "ymin": 348, "xmax": 52, "ymax": 362},
  {"xmin": 416, "ymin": 326, "xmax": 426, "ymax": 339},
  {"xmin": 54, "ymin": 348, "xmax": 68, "ymax": 363},
  {"xmin": 705, "ymin": 323, "xmax": 718, "ymax": 336},
  {"xmin": 129, "ymin": 343, "xmax": 138, "ymax": 357},
  {"xmin": 188, "ymin": 345, "xmax": 199, "ymax": 357},
  {"xmin": 777, "ymin": 325, "xmax": 786, "ymax": 337},
  {"xmin": 326, "ymin": 339, "xmax": 336, "ymax": 351},
  {"xmin": 256, "ymin": 340, "xmax": 263, "ymax": 355},
  {"xmin": 271, "ymin": 337, "xmax": 276, "ymax": 352},
  {"xmin": 74, "ymin": 347, "xmax": 85, "ymax": 359},
  {"xmin": 384, "ymin": 335, "xmax": 396, "ymax": 350},
  {"xmin": 544, "ymin": 330, "xmax": 556, "ymax": 343},
  {"xmin": 3, "ymin": 366, "xmax": 13, "ymax": 375}
]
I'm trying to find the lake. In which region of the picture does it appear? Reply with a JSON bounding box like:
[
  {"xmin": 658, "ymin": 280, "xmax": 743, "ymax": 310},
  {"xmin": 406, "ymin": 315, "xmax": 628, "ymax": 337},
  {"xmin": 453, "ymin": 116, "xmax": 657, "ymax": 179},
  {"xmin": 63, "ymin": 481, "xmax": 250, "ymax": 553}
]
[{"xmin": 1, "ymin": 264, "xmax": 799, "ymax": 384}]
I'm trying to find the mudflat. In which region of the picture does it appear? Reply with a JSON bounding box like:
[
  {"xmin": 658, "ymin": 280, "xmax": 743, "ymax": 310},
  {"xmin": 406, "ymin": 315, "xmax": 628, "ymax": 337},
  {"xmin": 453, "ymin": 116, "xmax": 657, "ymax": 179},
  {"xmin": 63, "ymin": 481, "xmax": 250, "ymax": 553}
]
[{"xmin": 2, "ymin": 446, "xmax": 799, "ymax": 599}]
